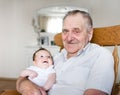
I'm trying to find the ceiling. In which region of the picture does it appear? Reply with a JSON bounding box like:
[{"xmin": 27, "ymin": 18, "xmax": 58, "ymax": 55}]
[{"xmin": 37, "ymin": 6, "xmax": 88, "ymax": 17}]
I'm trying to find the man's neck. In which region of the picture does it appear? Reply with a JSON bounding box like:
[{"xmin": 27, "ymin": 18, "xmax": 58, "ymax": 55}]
[{"xmin": 67, "ymin": 52, "xmax": 78, "ymax": 59}]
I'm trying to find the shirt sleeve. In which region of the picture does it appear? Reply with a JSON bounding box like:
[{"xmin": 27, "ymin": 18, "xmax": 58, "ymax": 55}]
[{"xmin": 85, "ymin": 49, "xmax": 114, "ymax": 95}]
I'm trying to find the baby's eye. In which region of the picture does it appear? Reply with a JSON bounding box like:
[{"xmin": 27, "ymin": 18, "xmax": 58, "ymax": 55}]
[
  {"xmin": 40, "ymin": 55, "xmax": 44, "ymax": 58},
  {"xmin": 47, "ymin": 56, "xmax": 51, "ymax": 58}
]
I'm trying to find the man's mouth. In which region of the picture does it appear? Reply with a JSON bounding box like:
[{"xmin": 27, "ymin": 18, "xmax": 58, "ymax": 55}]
[{"xmin": 67, "ymin": 41, "xmax": 76, "ymax": 44}]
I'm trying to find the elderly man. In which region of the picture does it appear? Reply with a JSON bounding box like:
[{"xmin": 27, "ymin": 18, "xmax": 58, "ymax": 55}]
[{"xmin": 16, "ymin": 10, "xmax": 114, "ymax": 95}]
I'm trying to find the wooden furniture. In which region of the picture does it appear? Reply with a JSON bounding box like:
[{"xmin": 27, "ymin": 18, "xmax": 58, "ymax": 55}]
[
  {"xmin": 0, "ymin": 78, "xmax": 20, "ymax": 95},
  {"xmin": 1, "ymin": 25, "xmax": 120, "ymax": 95}
]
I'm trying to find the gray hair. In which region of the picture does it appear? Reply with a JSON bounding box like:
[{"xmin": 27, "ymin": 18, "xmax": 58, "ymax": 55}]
[{"xmin": 63, "ymin": 10, "xmax": 93, "ymax": 32}]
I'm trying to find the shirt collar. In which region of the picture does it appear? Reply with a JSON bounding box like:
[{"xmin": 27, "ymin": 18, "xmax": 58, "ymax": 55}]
[{"xmin": 61, "ymin": 42, "xmax": 91, "ymax": 58}]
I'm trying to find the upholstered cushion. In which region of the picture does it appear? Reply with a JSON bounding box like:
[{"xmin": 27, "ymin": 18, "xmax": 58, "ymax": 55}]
[{"xmin": 91, "ymin": 25, "xmax": 120, "ymax": 46}]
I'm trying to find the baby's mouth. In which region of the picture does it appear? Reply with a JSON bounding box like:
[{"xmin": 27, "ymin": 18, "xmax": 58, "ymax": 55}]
[{"xmin": 43, "ymin": 61, "xmax": 48, "ymax": 64}]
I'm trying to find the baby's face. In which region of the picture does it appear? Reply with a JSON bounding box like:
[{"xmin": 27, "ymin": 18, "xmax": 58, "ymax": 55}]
[{"xmin": 34, "ymin": 50, "xmax": 53, "ymax": 68}]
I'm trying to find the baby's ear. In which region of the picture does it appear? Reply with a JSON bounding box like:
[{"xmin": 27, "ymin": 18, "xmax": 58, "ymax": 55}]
[{"xmin": 33, "ymin": 61, "xmax": 36, "ymax": 65}]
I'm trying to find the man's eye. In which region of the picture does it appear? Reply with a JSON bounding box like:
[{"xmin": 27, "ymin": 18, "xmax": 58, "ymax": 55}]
[
  {"xmin": 62, "ymin": 29, "xmax": 68, "ymax": 34},
  {"xmin": 76, "ymin": 30, "xmax": 80, "ymax": 33},
  {"xmin": 73, "ymin": 29, "xmax": 81, "ymax": 34}
]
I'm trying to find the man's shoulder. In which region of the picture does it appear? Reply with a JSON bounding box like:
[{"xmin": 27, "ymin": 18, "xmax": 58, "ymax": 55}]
[{"xmin": 89, "ymin": 43, "xmax": 112, "ymax": 57}]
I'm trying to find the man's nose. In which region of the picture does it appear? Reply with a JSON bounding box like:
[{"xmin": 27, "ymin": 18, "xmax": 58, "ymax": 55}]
[{"xmin": 67, "ymin": 32, "xmax": 74, "ymax": 41}]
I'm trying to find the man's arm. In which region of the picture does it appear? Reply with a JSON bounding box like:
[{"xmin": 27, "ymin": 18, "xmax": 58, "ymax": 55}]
[
  {"xmin": 84, "ymin": 89, "xmax": 108, "ymax": 95},
  {"xmin": 43, "ymin": 73, "xmax": 56, "ymax": 91},
  {"xmin": 16, "ymin": 77, "xmax": 47, "ymax": 95}
]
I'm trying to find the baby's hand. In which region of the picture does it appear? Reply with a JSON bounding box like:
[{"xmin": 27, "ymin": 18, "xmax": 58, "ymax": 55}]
[
  {"xmin": 20, "ymin": 69, "xmax": 38, "ymax": 79},
  {"xmin": 29, "ymin": 71, "xmax": 38, "ymax": 79}
]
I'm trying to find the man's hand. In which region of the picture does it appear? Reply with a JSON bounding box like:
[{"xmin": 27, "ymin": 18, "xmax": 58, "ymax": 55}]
[{"xmin": 16, "ymin": 77, "xmax": 46, "ymax": 95}]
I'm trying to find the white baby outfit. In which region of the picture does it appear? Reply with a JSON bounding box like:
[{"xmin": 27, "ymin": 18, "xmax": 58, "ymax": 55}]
[{"xmin": 27, "ymin": 65, "xmax": 55, "ymax": 87}]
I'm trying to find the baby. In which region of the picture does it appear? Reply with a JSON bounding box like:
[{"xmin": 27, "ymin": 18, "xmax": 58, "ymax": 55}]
[{"xmin": 20, "ymin": 48, "xmax": 56, "ymax": 91}]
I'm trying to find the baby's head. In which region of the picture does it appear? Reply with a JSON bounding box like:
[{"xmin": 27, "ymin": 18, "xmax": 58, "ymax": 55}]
[{"xmin": 33, "ymin": 48, "xmax": 53, "ymax": 69}]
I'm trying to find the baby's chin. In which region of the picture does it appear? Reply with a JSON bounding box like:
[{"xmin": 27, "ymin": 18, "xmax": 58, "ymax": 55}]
[{"xmin": 40, "ymin": 64, "xmax": 50, "ymax": 69}]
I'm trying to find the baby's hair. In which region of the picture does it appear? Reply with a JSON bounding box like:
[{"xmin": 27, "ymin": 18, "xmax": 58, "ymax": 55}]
[{"xmin": 32, "ymin": 47, "xmax": 53, "ymax": 62}]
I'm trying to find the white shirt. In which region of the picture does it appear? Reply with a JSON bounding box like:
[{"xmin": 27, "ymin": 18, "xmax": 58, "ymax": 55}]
[{"xmin": 48, "ymin": 43, "xmax": 114, "ymax": 95}]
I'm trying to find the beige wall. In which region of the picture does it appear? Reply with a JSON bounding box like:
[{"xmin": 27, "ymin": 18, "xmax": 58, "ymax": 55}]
[{"xmin": 0, "ymin": 0, "xmax": 120, "ymax": 80}]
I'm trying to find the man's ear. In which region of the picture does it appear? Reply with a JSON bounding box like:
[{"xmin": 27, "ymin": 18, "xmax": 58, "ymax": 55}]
[{"xmin": 88, "ymin": 29, "xmax": 93, "ymax": 41}]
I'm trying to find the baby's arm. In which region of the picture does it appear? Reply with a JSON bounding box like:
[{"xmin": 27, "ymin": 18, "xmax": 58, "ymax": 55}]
[
  {"xmin": 20, "ymin": 69, "xmax": 38, "ymax": 79},
  {"xmin": 43, "ymin": 73, "xmax": 56, "ymax": 91}
]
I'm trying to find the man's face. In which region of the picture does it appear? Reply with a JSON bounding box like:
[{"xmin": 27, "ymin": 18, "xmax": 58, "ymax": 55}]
[{"xmin": 62, "ymin": 13, "xmax": 93, "ymax": 57}]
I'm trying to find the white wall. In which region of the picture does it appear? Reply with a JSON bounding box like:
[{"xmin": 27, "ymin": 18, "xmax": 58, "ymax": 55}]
[
  {"xmin": 0, "ymin": 0, "xmax": 120, "ymax": 80},
  {"xmin": 0, "ymin": 0, "xmax": 37, "ymax": 78}
]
